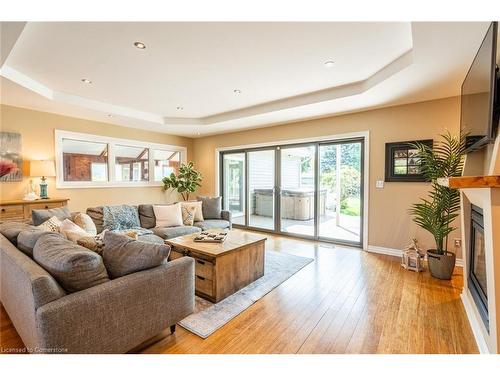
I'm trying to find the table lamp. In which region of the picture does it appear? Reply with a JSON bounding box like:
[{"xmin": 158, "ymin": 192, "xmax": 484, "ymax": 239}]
[{"xmin": 29, "ymin": 160, "xmax": 56, "ymax": 199}]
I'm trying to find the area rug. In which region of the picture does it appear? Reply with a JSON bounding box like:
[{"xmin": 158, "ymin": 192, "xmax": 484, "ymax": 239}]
[{"xmin": 178, "ymin": 250, "xmax": 314, "ymax": 338}]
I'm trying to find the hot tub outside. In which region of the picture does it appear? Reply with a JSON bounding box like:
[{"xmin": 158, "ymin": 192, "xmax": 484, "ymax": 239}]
[{"xmin": 253, "ymin": 188, "xmax": 326, "ymax": 220}]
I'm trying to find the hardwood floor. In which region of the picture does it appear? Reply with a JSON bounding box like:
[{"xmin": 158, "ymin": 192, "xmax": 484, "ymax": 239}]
[{"xmin": 0, "ymin": 231, "xmax": 478, "ymax": 354}]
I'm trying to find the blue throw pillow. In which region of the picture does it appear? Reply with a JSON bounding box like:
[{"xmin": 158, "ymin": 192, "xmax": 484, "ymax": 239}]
[{"xmin": 102, "ymin": 205, "xmax": 140, "ymax": 231}]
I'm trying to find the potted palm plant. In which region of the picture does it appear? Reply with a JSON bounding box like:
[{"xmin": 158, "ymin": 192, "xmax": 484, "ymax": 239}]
[
  {"xmin": 162, "ymin": 161, "xmax": 203, "ymax": 201},
  {"xmin": 409, "ymin": 131, "xmax": 466, "ymax": 280}
]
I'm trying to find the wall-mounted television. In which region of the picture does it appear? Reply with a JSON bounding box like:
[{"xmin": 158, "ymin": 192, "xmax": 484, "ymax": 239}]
[{"xmin": 460, "ymin": 21, "xmax": 500, "ymax": 153}]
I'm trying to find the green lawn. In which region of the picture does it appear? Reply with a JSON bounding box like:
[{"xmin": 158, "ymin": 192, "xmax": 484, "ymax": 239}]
[{"xmin": 340, "ymin": 197, "xmax": 361, "ymax": 216}]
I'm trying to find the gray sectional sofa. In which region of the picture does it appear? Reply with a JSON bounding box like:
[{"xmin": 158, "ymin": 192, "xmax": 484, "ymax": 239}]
[
  {"xmin": 86, "ymin": 203, "xmax": 232, "ymax": 241},
  {"xmin": 0, "ymin": 225, "xmax": 195, "ymax": 353},
  {"xmin": 0, "ymin": 201, "xmax": 231, "ymax": 353}
]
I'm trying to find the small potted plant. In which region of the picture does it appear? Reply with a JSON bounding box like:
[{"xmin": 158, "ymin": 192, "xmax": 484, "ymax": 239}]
[
  {"xmin": 409, "ymin": 131, "xmax": 466, "ymax": 280},
  {"xmin": 162, "ymin": 161, "xmax": 203, "ymax": 201}
]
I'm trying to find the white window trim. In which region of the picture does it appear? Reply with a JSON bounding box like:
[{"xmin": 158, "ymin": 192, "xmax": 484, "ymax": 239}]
[{"xmin": 55, "ymin": 129, "xmax": 187, "ymax": 189}]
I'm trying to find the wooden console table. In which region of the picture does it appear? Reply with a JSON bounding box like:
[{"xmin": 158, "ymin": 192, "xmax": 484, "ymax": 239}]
[{"xmin": 0, "ymin": 198, "xmax": 69, "ymax": 223}]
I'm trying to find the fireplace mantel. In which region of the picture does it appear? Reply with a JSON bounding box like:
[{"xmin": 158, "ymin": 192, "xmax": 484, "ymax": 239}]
[{"xmin": 437, "ymin": 175, "xmax": 500, "ymax": 189}]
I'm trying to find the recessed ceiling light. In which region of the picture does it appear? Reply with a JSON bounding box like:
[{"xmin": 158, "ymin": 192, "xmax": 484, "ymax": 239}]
[
  {"xmin": 81, "ymin": 78, "xmax": 92, "ymax": 84},
  {"xmin": 197, "ymin": 132, "xmax": 201, "ymax": 136},
  {"xmin": 324, "ymin": 61, "xmax": 335, "ymax": 68},
  {"xmin": 107, "ymin": 114, "xmax": 113, "ymax": 118},
  {"xmin": 233, "ymin": 89, "xmax": 241, "ymax": 94},
  {"xmin": 134, "ymin": 42, "xmax": 146, "ymax": 49},
  {"xmin": 176, "ymin": 106, "xmax": 184, "ymax": 110}
]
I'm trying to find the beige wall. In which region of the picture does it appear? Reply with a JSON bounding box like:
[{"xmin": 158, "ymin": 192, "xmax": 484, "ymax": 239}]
[
  {"xmin": 193, "ymin": 97, "xmax": 462, "ymax": 255},
  {"xmin": 0, "ymin": 105, "xmax": 194, "ymax": 212},
  {"xmin": 0, "ymin": 98, "xmax": 464, "ymax": 256}
]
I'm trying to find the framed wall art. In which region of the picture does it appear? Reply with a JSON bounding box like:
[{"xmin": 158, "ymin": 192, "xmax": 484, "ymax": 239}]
[
  {"xmin": 384, "ymin": 139, "xmax": 432, "ymax": 182},
  {"xmin": 0, "ymin": 132, "xmax": 23, "ymax": 182}
]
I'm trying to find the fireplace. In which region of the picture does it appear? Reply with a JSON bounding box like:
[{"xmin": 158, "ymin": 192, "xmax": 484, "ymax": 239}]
[{"xmin": 469, "ymin": 205, "xmax": 489, "ymax": 331}]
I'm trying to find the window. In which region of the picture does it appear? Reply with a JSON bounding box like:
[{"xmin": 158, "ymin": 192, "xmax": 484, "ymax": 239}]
[
  {"xmin": 153, "ymin": 150, "xmax": 180, "ymax": 181},
  {"xmin": 91, "ymin": 163, "xmax": 107, "ymax": 182},
  {"xmin": 55, "ymin": 130, "xmax": 186, "ymax": 188},
  {"xmin": 115, "ymin": 145, "xmax": 149, "ymax": 182},
  {"xmin": 62, "ymin": 139, "xmax": 109, "ymax": 182}
]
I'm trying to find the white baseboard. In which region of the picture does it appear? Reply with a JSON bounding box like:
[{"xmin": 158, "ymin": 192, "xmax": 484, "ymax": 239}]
[
  {"xmin": 461, "ymin": 292, "xmax": 491, "ymax": 354},
  {"xmin": 367, "ymin": 245, "xmax": 464, "ymax": 267},
  {"xmin": 366, "ymin": 245, "xmax": 403, "ymax": 258}
]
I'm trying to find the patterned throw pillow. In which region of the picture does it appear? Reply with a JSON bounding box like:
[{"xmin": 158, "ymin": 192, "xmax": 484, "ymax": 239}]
[
  {"xmin": 77, "ymin": 229, "xmax": 108, "ymax": 254},
  {"xmin": 37, "ymin": 216, "xmax": 62, "ymax": 232},
  {"xmin": 181, "ymin": 204, "xmax": 196, "ymax": 226},
  {"xmin": 181, "ymin": 201, "xmax": 204, "ymax": 222}
]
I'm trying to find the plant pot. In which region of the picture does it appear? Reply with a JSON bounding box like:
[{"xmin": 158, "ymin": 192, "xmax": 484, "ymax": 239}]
[{"xmin": 427, "ymin": 249, "xmax": 456, "ymax": 280}]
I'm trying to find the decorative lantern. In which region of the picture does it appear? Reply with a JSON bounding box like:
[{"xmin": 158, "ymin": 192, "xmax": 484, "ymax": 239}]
[{"xmin": 401, "ymin": 238, "xmax": 424, "ymax": 272}]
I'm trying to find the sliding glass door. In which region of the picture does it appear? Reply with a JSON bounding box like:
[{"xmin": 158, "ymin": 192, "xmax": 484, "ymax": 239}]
[
  {"xmin": 319, "ymin": 140, "xmax": 363, "ymax": 245},
  {"xmin": 220, "ymin": 138, "xmax": 363, "ymax": 247},
  {"xmin": 279, "ymin": 145, "xmax": 316, "ymax": 237},
  {"xmin": 222, "ymin": 153, "xmax": 245, "ymax": 226},
  {"xmin": 248, "ymin": 149, "xmax": 275, "ymax": 230}
]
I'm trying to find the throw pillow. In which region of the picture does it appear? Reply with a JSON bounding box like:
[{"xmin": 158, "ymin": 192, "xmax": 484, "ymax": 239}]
[
  {"xmin": 138, "ymin": 204, "xmax": 156, "ymax": 229},
  {"xmin": 37, "ymin": 216, "xmax": 62, "ymax": 232},
  {"xmin": 77, "ymin": 229, "xmax": 108, "ymax": 254},
  {"xmin": 73, "ymin": 212, "xmax": 97, "ymax": 236},
  {"xmin": 153, "ymin": 203, "xmax": 183, "ymax": 227},
  {"xmin": 181, "ymin": 201, "xmax": 204, "ymax": 222},
  {"xmin": 198, "ymin": 196, "xmax": 222, "ymax": 220},
  {"xmin": 102, "ymin": 231, "xmax": 170, "ymax": 278},
  {"xmin": 32, "ymin": 206, "xmax": 71, "ymax": 226},
  {"xmin": 102, "ymin": 205, "xmax": 140, "ymax": 231},
  {"xmin": 59, "ymin": 219, "xmax": 93, "ymax": 243},
  {"xmin": 33, "ymin": 232, "xmax": 110, "ymax": 293},
  {"xmin": 86, "ymin": 206, "xmax": 104, "ymax": 234},
  {"xmin": 181, "ymin": 204, "xmax": 196, "ymax": 226}
]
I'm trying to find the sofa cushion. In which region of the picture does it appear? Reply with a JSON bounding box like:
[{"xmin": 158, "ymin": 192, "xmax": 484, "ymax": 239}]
[
  {"xmin": 138, "ymin": 233, "xmax": 165, "ymax": 245},
  {"xmin": 86, "ymin": 206, "xmax": 104, "ymax": 234},
  {"xmin": 152, "ymin": 225, "xmax": 201, "ymax": 239},
  {"xmin": 73, "ymin": 212, "xmax": 97, "ymax": 236},
  {"xmin": 32, "ymin": 206, "xmax": 71, "ymax": 226},
  {"xmin": 193, "ymin": 220, "xmax": 231, "ymax": 231},
  {"xmin": 153, "ymin": 203, "xmax": 183, "ymax": 227},
  {"xmin": 33, "ymin": 232, "xmax": 110, "ymax": 293},
  {"xmin": 102, "ymin": 231, "xmax": 170, "ymax": 278},
  {"xmin": 138, "ymin": 204, "xmax": 156, "ymax": 229},
  {"xmin": 17, "ymin": 229, "xmax": 51, "ymax": 257},
  {"xmin": 198, "ymin": 196, "xmax": 222, "ymax": 220},
  {"xmin": 0, "ymin": 222, "xmax": 34, "ymax": 245}
]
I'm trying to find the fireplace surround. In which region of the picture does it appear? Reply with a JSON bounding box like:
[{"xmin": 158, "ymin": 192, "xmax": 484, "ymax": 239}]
[
  {"xmin": 459, "ymin": 186, "xmax": 500, "ymax": 354},
  {"xmin": 469, "ymin": 205, "xmax": 489, "ymax": 331}
]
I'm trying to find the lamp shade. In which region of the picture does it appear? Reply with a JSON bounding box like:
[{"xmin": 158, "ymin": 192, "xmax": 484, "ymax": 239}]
[{"xmin": 30, "ymin": 160, "xmax": 56, "ymax": 177}]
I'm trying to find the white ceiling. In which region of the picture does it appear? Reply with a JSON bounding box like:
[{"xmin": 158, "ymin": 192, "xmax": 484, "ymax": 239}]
[{"xmin": 0, "ymin": 22, "xmax": 492, "ymax": 137}]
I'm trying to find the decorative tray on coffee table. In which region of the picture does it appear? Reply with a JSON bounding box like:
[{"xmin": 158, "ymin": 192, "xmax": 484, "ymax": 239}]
[{"xmin": 193, "ymin": 231, "xmax": 228, "ymax": 243}]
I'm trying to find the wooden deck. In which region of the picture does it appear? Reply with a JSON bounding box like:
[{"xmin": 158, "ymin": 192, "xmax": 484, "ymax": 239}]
[{"xmin": 0, "ymin": 231, "xmax": 478, "ymax": 354}]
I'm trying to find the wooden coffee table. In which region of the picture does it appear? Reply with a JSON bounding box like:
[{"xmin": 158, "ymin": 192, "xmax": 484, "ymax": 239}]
[{"xmin": 166, "ymin": 229, "xmax": 267, "ymax": 303}]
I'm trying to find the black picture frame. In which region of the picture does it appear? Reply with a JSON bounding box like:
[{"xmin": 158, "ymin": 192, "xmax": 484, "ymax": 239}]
[{"xmin": 385, "ymin": 139, "xmax": 433, "ymax": 182}]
